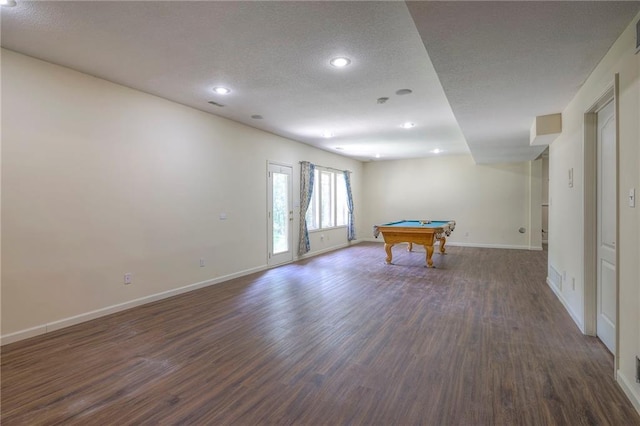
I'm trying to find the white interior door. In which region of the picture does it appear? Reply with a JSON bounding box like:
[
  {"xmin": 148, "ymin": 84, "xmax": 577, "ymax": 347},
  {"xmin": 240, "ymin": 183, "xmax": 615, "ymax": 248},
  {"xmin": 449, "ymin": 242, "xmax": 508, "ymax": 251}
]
[
  {"xmin": 596, "ymin": 100, "xmax": 616, "ymax": 353},
  {"xmin": 267, "ymin": 163, "xmax": 293, "ymax": 266}
]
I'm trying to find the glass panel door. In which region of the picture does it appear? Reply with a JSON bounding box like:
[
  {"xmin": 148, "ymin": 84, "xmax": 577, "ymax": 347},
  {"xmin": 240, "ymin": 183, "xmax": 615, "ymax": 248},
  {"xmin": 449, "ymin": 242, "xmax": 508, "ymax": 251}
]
[{"xmin": 268, "ymin": 163, "xmax": 293, "ymax": 266}]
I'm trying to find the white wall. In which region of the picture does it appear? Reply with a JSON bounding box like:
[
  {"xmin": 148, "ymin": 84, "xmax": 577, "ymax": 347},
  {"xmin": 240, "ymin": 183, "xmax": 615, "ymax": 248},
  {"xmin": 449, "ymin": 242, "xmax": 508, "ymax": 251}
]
[
  {"xmin": 0, "ymin": 49, "xmax": 363, "ymax": 342},
  {"xmin": 361, "ymin": 155, "xmax": 542, "ymax": 250},
  {"xmin": 548, "ymin": 13, "xmax": 640, "ymax": 411}
]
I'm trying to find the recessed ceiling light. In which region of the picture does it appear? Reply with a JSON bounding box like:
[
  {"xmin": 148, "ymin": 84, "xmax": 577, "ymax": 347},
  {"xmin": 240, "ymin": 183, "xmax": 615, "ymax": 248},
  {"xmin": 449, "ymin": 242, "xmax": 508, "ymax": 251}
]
[
  {"xmin": 335, "ymin": 147, "xmax": 344, "ymax": 150},
  {"xmin": 396, "ymin": 89, "xmax": 413, "ymax": 96},
  {"xmin": 322, "ymin": 131, "xmax": 334, "ymax": 138},
  {"xmin": 330, "ymin": 57, "xmax": 351, "ymax": 68},
  {"xmin": 0, "ymin": 0, "xmax": 17, "ymax": 6},
  {"xmin": 432, "ymin": 149, "xmax": 442, "ymax": 154},
  {"xmin": 401, "ymin": 122, "xmax": 415, "ymax": 129},
  {"xmin": 212, "ymin": 87, "xmax": 231, "ymax": 95},
  {"xmin": 375, "ymin": 153, "xmax": 381, "ymax": 159}
]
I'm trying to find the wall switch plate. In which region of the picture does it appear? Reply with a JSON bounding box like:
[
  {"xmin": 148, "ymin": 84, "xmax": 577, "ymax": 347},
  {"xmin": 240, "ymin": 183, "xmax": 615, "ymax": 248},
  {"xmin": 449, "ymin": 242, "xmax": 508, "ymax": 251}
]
[
  {"xmin": 629, "ymin": 188, "xmax": 635, "ymax": 208},
  {"xmin": 219, "ymin": 212, "xmax": 227, "ymax": 220},
  {"xmin": 124, "ymin": 273, "xmax": 132, "ymax": 285},
  {"xmin": 199, "ymin": 258, "xmax": 205, "ymax": 267}
]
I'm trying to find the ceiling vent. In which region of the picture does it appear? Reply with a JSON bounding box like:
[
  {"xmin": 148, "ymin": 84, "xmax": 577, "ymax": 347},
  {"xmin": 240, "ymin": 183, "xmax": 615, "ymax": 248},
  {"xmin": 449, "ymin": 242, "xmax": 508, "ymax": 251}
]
[{"xmin": 208, "ymin": 101, "xmax": 225, "ymax": 107}]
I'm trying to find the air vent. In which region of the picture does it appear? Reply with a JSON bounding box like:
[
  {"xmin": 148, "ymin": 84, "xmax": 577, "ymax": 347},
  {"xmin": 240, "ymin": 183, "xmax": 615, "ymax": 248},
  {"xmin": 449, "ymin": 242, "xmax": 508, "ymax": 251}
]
[
  {"xmin": 396, "ymin": 89, "xmax": 412, "ymax": 96},
  {"xmin": 208, "ymin": 101, "xmax": 225, "ymax": 107}
]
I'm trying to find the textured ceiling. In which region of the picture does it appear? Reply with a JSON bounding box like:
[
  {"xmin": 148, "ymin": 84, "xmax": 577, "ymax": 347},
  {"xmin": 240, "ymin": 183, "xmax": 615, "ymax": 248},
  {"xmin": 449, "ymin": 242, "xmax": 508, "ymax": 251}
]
[
  {"xmin": 407, "ymin": 1, "xmax": 640, "ymax": 163},
  {"xmin": 2, "ymin": 1, "xmax": 639, "ymax": 164}
]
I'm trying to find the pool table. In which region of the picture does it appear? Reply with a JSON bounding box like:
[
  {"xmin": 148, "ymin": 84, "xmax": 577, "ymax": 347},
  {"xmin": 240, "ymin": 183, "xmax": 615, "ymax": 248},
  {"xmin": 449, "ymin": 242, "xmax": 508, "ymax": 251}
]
[{"xmin": 373, "ymin": 220, "xmax": 456, "ymax": 268}]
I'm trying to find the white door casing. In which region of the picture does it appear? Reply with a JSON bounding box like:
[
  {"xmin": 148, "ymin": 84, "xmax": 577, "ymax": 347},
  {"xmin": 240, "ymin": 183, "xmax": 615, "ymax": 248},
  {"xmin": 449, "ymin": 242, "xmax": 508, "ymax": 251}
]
[
  {"xmin": 267, "ymin": 162, "xmax": 293, "ymax": 266},
  {"xmin": 596, "ymin": 100, "xmax": 616, "ymax": 354}
]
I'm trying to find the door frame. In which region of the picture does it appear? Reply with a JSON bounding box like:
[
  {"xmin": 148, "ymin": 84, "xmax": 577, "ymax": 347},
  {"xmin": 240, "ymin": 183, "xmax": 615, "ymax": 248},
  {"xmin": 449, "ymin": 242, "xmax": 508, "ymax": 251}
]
[
  {"xmin": 583, "ymin": 75, "xmax": 619, "ymax": 371},
  {"xmin": 267, "ymin": 161, "xmax": 294, "ymax": 266}
]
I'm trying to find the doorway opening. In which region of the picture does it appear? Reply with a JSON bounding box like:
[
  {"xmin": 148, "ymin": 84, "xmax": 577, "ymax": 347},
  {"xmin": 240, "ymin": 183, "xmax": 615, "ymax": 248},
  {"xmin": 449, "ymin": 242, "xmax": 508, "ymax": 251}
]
[
  {"xmin": 267, "ymin": 162, "xmax": 293, "ymax": 266},
  {"xmin": 583, "ymin": 78, "xmax": 618, "ymax": 366}
]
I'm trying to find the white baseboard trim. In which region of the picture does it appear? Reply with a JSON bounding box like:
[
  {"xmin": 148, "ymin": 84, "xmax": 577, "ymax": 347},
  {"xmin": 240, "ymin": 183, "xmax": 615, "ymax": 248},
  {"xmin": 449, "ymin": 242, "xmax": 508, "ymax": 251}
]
[
  {"xmin": 297, "ymin": 240, "xmax": 361, "ymax": 260},
  {"xmin": 1, "ymin": 264, "xmax": 269, "ymax": 346},
  {"xmin": 448, "ymin": 242, "xmax": 543, "ymax": 251},
  {"xmin": 546, "ymin": 277, "xmax": 585, "ymax": 333},
  {"xmin": 617, "ymin": 370, "xmax": 640, "ymax": 415},
  {"xmin": 361, "ymin": 238, "xmax": 541, "ymax": 251}
]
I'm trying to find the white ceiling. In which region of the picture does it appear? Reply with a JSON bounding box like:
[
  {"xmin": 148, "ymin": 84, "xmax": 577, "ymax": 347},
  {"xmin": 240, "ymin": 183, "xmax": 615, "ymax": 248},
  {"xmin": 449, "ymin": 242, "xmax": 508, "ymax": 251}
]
[{"xmin": 2, "ymin": 1, "xmax": 639, "ymax": 163}]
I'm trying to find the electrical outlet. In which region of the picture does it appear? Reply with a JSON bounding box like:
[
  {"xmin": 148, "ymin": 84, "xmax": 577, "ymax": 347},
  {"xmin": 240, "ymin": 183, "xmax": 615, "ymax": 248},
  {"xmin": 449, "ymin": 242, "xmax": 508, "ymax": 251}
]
[
  {"xmin": 124, "ymin": 273, "xmax": 132, "ymax": 285},
  {"xmin": 199, "ymin": 258, "xmax": 205, "ymax": 267}
]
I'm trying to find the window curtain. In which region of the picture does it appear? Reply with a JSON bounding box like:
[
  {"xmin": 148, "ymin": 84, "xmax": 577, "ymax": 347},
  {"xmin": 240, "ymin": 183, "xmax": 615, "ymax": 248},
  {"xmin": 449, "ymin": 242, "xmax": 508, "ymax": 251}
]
[
  {"xmin": 344, "ymin": 170, "xmax": 356, "ymax": 241},
  {"xmin": 298, "ymin": 161, "xmax": 315, "ymax": 255}
]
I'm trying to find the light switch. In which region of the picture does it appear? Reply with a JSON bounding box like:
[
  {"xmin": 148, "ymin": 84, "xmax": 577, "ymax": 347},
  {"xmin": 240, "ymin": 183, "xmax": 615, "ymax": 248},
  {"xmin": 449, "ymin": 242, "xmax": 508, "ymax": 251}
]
[
  {"xmin": 568, "ymin": 168, "xmax": 573, "ymax": 188},
  {"xmin": 219, "ymin": 212, "xmax": 227, "ymax": 220},
  {"xmin": 629, "ymin": 188, "xmax": 636, "ymax": 208}
]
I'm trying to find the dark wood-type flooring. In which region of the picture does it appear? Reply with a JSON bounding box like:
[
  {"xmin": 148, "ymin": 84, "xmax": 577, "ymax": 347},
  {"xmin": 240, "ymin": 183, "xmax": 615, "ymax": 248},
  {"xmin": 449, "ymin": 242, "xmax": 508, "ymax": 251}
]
[{"xmin": 2, "ymin": 243, "xmax": 640, "ymax": 425}]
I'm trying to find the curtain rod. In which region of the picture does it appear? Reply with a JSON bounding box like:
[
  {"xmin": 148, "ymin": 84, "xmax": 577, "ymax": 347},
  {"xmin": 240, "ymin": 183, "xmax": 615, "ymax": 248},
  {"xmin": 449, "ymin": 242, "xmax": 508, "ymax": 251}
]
[{"xmin": 299, "ymin": 161, "xmax": 351, "ymax": 174}]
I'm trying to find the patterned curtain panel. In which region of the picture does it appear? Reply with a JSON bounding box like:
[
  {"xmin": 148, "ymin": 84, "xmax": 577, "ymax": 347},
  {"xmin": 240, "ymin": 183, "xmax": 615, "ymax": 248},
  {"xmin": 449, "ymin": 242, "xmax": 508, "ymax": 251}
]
[
  {"xmin": 298, "ymin": 162, "xmax": 315, "ymax": 255},
  {"xmin": 344, "ymin": 170, "xmax": 356, "ymax": 241}
]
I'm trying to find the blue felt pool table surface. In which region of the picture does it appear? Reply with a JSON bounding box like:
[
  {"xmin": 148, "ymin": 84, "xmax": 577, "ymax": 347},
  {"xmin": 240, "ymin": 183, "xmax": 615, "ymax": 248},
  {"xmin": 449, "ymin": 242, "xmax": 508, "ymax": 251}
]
[{"xmin": 380, "ymin": 220, "xmax": 452, "ymax": 229}]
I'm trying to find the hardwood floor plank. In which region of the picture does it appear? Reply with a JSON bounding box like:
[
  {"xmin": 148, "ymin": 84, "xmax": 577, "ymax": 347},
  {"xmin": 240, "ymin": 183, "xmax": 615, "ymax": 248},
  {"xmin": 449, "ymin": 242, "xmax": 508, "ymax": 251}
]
[{"xmin": 2, "ymin": 243, "xmax": 639, "ymax": 425}]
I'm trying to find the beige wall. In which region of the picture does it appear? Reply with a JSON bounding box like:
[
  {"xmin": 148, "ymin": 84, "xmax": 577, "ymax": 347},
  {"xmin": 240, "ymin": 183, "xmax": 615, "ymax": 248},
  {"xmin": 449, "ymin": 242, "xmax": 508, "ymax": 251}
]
[
  {"xmin": 548, "ymin": 13, "xmax": 640, "ymax": 411},
  {"xmin": 361, "ymin": 155, "xmax": 543, "ymax": 250},
  {"xmin": 1, "ymin": 49, "xmax": 363, "ymax": 342}
]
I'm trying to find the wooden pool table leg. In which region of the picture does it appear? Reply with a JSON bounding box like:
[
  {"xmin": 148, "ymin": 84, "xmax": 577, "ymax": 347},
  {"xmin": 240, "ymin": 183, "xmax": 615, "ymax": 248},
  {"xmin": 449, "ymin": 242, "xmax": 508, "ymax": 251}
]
[
  {"xmin": 384, "ymin": 243, "xmax": 394, "ymax": 264},
  {"xmin": 424, "ymin": 245, "xmax": 435, "ymax": 268},
  {"xmin": 439, "ymin": 237, "xmax": 447, "ymax": 254},
  {"xmin": 407, "ymin": 242, "xmax": 413, "ymax": 252}
]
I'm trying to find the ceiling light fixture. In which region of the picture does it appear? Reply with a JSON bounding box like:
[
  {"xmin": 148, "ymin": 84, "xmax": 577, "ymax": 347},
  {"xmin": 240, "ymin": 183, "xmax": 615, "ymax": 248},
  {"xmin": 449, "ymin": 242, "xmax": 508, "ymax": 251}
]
[
  {"xmin": 375, "ymin": 153, "xmax": 381, "ymax": 159},
  {"xmin": 432, "ymin": 149, "xmax": 442, "ymax": 154},
  {"xmin": 322, "ymin": 131, "xmax": 334, "ymax": 138},
  {"xmin": 396, "ymin": 89, "xmax": 413, "ymax": 96},
  {"xmin": 330, "ymin": 57, "xmax": 351, "ymax": 68},
  {"xmin": 212, "ymin": 87, "xmax": 231, "ymax": 95},
  {"xmin": 401, "ymin": 122, "xmax": 415, "ymax": 129},
  {"xmin": 0, "ymin": 0, "xmax": 17, "ymax": 6}
]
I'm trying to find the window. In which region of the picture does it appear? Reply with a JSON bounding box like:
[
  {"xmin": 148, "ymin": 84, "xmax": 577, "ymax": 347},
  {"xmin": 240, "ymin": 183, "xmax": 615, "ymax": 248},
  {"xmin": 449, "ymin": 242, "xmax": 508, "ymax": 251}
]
[{"xmin": 306, "ymin": 168, "xmax": 348, "ymax": 231}]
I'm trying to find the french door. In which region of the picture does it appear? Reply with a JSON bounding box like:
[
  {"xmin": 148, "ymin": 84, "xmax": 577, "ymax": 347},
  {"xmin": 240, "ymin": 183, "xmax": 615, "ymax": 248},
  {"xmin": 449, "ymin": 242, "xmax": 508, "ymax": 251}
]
[{"xmin": 267, "ymin": 162, "xmax": 293, "ymax": 266}]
